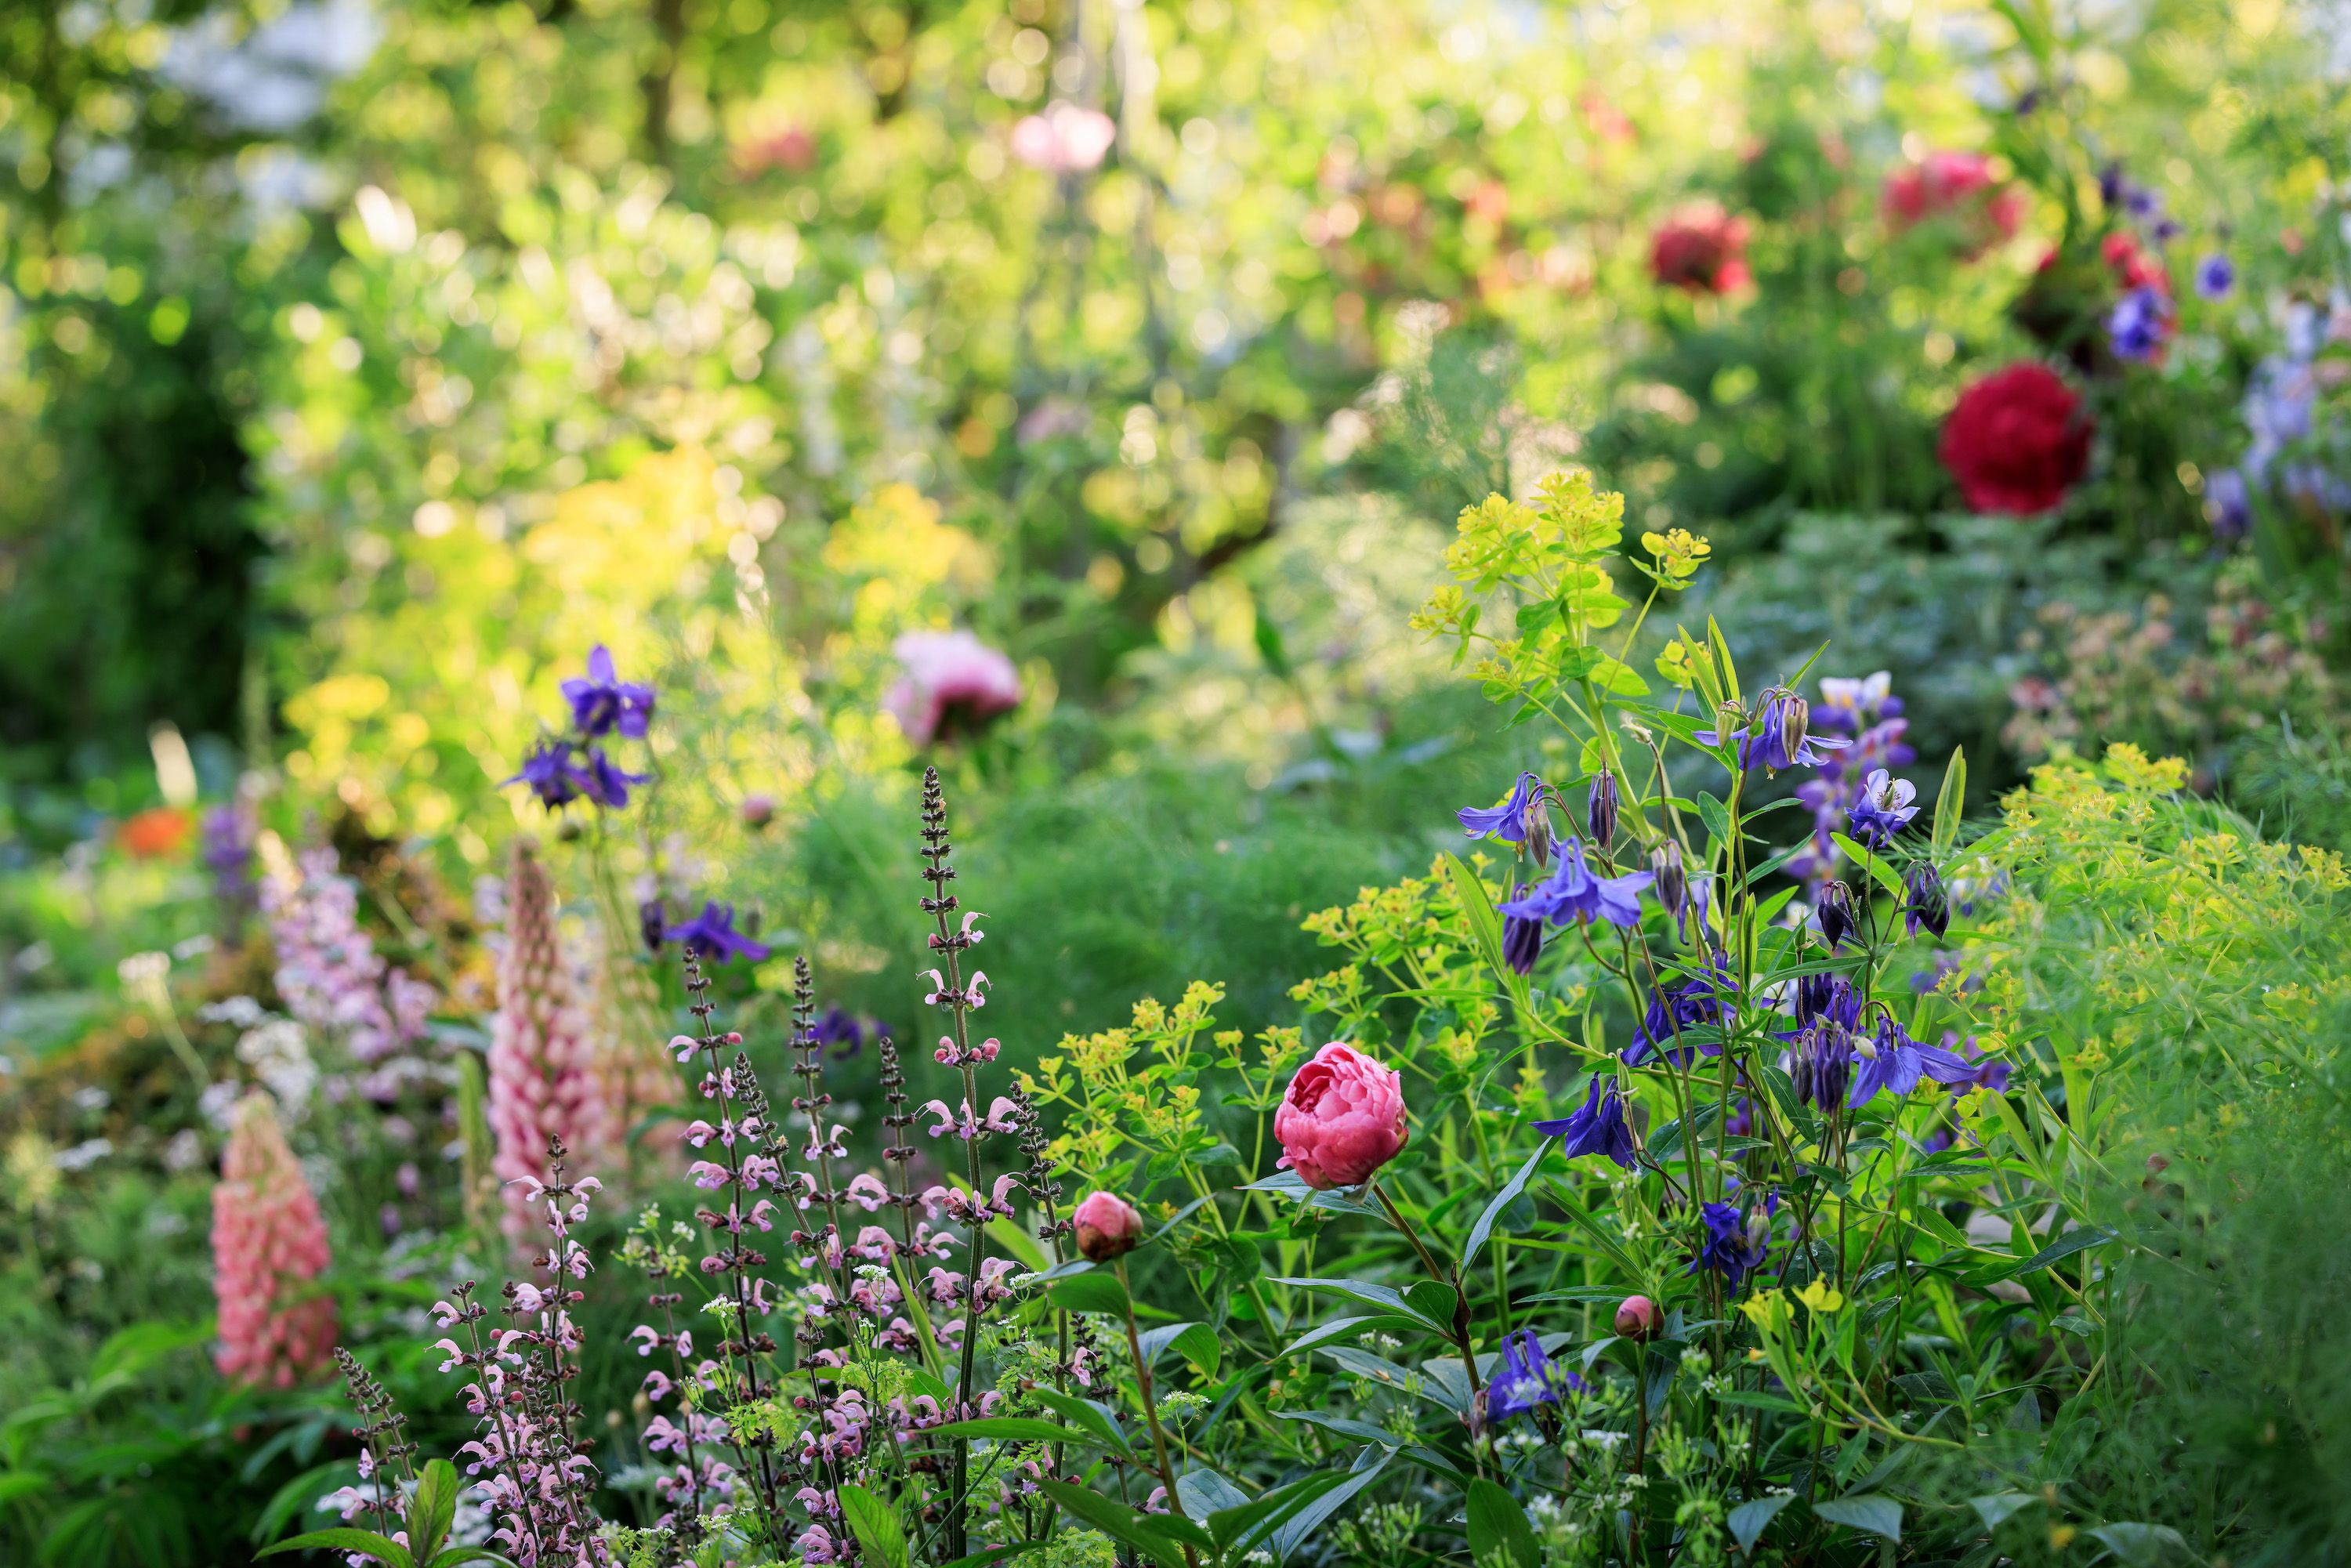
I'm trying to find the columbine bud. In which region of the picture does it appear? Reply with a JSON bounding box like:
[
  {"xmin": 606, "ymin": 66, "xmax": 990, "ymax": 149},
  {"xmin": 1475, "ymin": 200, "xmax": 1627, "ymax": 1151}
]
[
  {"xmin": 1777, "ymin": 693, "xmax": 1811, "ymax": 767},
  {"xmin": 1648, "ymin": 841, "xmax": 1688, "ymax": 922},
  {"xmin": 1744, "ymin": 1207, "xmax": 1772, "ymax": 1255},
  {"xmin": 741, "ymin": 793, "xmax": 777, "ymax": 830},
  {"xmin": 639, "ymin": 898, "xmax": 667, "ymax": 954},
  {"xmin": 1522, "ymin": 787, "xmax": 1556, "ymax": 869},
  {"xmin": 1614, "ymin": 1294, "xmax": 1662, "ymax": 1342},
  {"xmin": 1904, "ymin": 862, "xmax": 1950, "ymax": 939},
  {"xmin": 1071, "ymin": 1190, "xmax": 1144, "ymax": 1262},
  {"xmin": 1817, "ymin": 881, "xmax": 1857, "ymax": 951},
  {"xmin": 1586, "ymin": 770, "xmax": 1620, "ymax": 850}
]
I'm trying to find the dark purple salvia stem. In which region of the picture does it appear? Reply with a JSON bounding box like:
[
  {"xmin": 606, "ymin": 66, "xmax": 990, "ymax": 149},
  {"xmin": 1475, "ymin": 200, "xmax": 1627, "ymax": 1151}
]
[{"xmin": 334, "ymin": 1347, "xmax": 417, "ymax": 1536}]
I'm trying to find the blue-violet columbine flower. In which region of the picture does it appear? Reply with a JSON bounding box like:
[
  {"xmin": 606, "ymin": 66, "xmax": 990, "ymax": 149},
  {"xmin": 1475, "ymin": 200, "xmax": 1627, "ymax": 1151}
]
[
  {"xmin": 561, "ymin": 645, "xmax": 657, "ymax": 740},
  {"xmin": 1624, "ymin": 954, "xmax": 1738, "ymax": 1067},
  {"xmin": 2203, "ymin": 466, "xmax": 2251, "ymax": 540},
  {"xmin": 1537, "ymin": 1074, "xmax": 1638, "ymax": 1169},
  {"xmin": 1848, "ymin": 1015, "xmax": 1976, "ymax": 1107},
  {"xmin": 1501, "ymin": 885, "xmax": 1544, "ymax": 976},
  {"xmin": 1904, "ymin": 862, "xmax": 1949, "ymax": 937},
  {"xmin": 504, "ymin": 738, "xmax": 590, "ymax": 809},
  {"xmin": 671, "ymin": 902, "xmax": 773, "ymax": 965},
  {"xmin": 1484, "ymin": 1328, "xmax": 1583, "ymax": 1424},
  {"xmin": 2108, "ymin": 286, "xmax": 2172, "ymax": 364},
  {"xmin": 1697, "ymin": 690, "xmax": 1850, "ymax": 773},
  {"xmin": 1846, "ymin": 767, "xmax": 1918, "ymax": 846},
  {"xmin": 1458, "ymin": 771, "xmax": 1553, "ymax": 864},
  {"xmin": 1690, "ymin": 1193, "xmax": 1775, "ymax": 1288},
  {"xmin": 579, "ymin": 748, "xmax": 650, "ymax": 810},
  {"xmin": 1498, "ymin": 837, "xmax": 1651, "ymax": 931},
  {"xmin": 2193, "ymin": 253, "xmax": 2233, "ymax": 300}
]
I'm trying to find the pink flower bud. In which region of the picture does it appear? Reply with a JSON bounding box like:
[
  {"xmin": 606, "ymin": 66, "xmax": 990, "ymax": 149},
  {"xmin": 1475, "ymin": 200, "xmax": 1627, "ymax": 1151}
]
[
  {"xmin": 1273, "ymin": 1042, "xmax": 1407, "ymax": 1190},
  {"xmin": 1070, "ymin": 1190, "xmax": 1143, "ymax": 1262},
  {"xmin": 1614, "ymin": 1294, "xmax": 1663, "ymax": 1342},
  {"xmin": 741, "ymin": 793, "xmax": 777, "ymax": 829}
]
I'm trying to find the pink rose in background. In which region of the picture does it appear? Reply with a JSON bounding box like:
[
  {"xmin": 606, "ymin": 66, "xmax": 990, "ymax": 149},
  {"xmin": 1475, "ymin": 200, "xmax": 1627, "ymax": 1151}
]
[
  {"xmin": 1883, "ymin": 150, "xmax": 2025, "ymax": 259},
  {"xmin": 1011, "ymin": 102, "xmax": 1117, "ymax": 175},
  {"xmin": 1071, "ymin": 1190, "xmax": 1144, "ymax": 1262},
  {"xmin": 886, "ymin": 630, "xmax": 1023, "ymax": 746},
  {"xmin": 1274, "ymin": 1041, "xmax": 1408, "ymax": 1190}
]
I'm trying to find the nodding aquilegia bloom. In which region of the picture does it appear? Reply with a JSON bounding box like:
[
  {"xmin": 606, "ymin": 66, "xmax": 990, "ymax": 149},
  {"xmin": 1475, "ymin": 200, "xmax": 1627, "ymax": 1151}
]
[
  {"xmin": 1484, "ymin": 1328, "xmax": 1584, "ymax": 1424},
  {"xmin": 1538, "ymin": 1074, "xmax": 1638, "ymax": 1169},
  {"xmin": 669, "ymin": 901, "xmax": 772, "ymax": 965},
  {"xmin": 1692, "ymin": 1191, "xmax": 1777, "ymax": 1289},
  {"xmin": 1846, "ymin": 767, "xmax": 1919, "ymax": 846},
  {"xmin": 561, "ymin": 644, "xmax": 656, "ymax": 739},
  {"xmin": 1698, "ymin": 690, "xmax": 1850, "ymax": 773},
  {"xmin": 1458, "ymin": 770, "xmax": 1554, "ymax": 864},
  {"xmin": 504, "ymin": 644, "xmax": 657, "ymax": 812},
  {"xmin": 1499, "ymin": 837, "xmax": 1651, "ymax": 931},
  {"xmin": 1273, "ymin": 1042, "xmax": 1407, "ymax": 1190}
]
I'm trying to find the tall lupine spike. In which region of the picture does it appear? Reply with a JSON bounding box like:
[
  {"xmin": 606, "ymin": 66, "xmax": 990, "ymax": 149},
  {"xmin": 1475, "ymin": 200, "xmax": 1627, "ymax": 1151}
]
[
  {"xmin": 489, "ymin": 840, "xmax": 615, "ymax": 1248},
  {"xmin": 212, "ymin": 1093, "xmax": 339, "ymax": 1389}
]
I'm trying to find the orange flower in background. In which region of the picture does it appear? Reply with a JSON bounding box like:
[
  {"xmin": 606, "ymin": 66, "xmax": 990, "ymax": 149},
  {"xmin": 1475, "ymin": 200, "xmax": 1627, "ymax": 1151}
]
[{"xmin": 118, "ymin": 806, "xmax": 195, "ymax": 858}]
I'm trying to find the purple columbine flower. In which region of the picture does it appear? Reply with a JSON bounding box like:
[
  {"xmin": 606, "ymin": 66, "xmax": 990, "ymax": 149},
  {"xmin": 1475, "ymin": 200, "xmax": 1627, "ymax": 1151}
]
[
  {"xmin": 1904, "ymin": 863, "xmax": 1950, "ymax": 937},
  {"xmin": 2204, "ymin": 467, "xmax": 2251, "ymax": 540},
  {"xmin": 1941, "ymin": 1033, "xmax": 2012, "ymax": 1095},
  {"xmin": 504, "ymin": 738, "xmax": 590, "ymax": 808},
  {"xmin": 1624, "ymin": 954, "xmax": 1738, "ymax": 1067},
  {"xmin": 1817, "ymin": 881, "xmax": 1859, "ymax": 950},
  {"xmin": 1499, "ymin": 836, "xmax": 1652, "ymax": 931},
  {"xmin": 2194, "ymin": 253, "xmax": 2234, "ymax": 301},
  {"xmin": 639, "ymin": 897, "xmax": 668, "ymax": 954},
  {"xmin": 1849, "ymin": 1015, "xmax": 1977, "ymax": 1107},
  {"xmin": 1458, "ymin": 770, "xmax": 1553, "ymax": 864},
  {"xmin": 1483, "ymin": 1328, "xmax": 1584, "ymax": 1424},
  {"xmin": 810, "ymin": 1005, "xmax": 866, "ymax": 1061},
  {"xmin": 1537, "ymin": 1074, "xmax": 1638, "ymax": 1169},
  {"xmin": 579, "ymin": 748, "xmax": 650, "ymax": 809},
  {"xmin": 1586, "ymin": 770, "xmax": 1620, "ymax": 849},
  {"xmin": 560, "ymin": 645, "xmax": 657, "ymax": 740},
  {"xmin": 1789, "ymin": 1017, "xmax": 1856, "ymax": 1112},
  {"xmin": 1502, "ymin": 885, "xmax": 1545, "ymax": 976},
  {"xmin": 671, "ymin": 902, "xmax": 772, "ymax": 965},
  {"xmin": 2108, "ymin": 286, "xmax": 2172, "ymax": 364},
  {"xmin": 1697, "ymin": 690, "xmax": 1850, "ymax": 773},
  {"xmin": 1690, "ymin": 1192, "xmax": 1775, "ymax": 1288},
  {"xmin": 1847, "ymin": 768, "xmax": 1919, "ymax": 846}
]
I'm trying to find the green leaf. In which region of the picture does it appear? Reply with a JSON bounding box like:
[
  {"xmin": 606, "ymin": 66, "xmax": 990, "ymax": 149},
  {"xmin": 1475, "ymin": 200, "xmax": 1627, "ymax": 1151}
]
[
  {"xmin": 1829, "ymin": 833, "xmax": 1905, "ymax": 900},
  {"xmin": 256, "ymin": 1528, "xmax": 415, "ymax": 1567},
  {"xmin": 837, "ymin": 1483, "xmax": 910, "ymax": 1568},
  {"xmin": 426, "ymin": 1550, "xmax": 521, "ymax": 1568},
  {"xmin": 1270, "ymin": 1276, "xmax": 1445, "ymax": 1332},
  {"xmin": 1137, "ymin": 1321, "xmax": 1222, "ymax": 1382},
  {"xmin": 1706, "ymin": 616, "xmax": 1741, "ymax": 702},
  {"xmin": 1038, "ymin": 1480, "xmax": 1189, "ymax": 1568},
  {"xmin": 1254, "ymin": 608, "xmax": 1292, "ymax": 677},
  {"xmin": 1728, "ymin": 1493, "xmax": 1799, "ymax": 1553},
  {"xmin": 408, "ymin": 1459, "xmax": 458, "ymax": 1566},
  {"xmin": 1442, "ymin": 853, "xmax": 1507, "ymax": 976},
  {"xmin": 1931, "ymin": 745, "xmax": 1966, "ymax": 860},
  {"xmin": 931, "ymin": 1544, "xmax": 1045, "ymax": 1568},
  {"xmin": 1969, "ymin": 1493, "xmax": 2041, "ymax": 1531},
  {"xmin": 1461, "ymin": 1143, "xmax": 1549, "ymax": 1273},
  {"xmin": 1277, "ymin": 1410, "xmax": 1415, "ymax": 1448},
  {"xmin": 1279, "ymin": 1313, "xmax": 1418, "ymax": 1361},
  {"xmin": 1270, "ymin": 1449, "xmax": 1391, "ymax": 1561},
  {"xmin": 2086, "ymin": 1522, "xmax": 2194, "ymax": 1565},
  {"xmin": 2016, "ymin": 1226, "xmax": 2117, "ymax": 1276},
  {"xmin": 1812, "ymin": 1494, "xmax": 1902, "ymax": 1541},
  {"xmin": 1465, "ymin": 1479, "xmax": 1540, "ymax": 1568},
  {"xmin": 1205, "ymin": 1469, "xmax": 1357, "ymax": 1556},
  {"xmin": 1046, "ymin": 1270, "xmax": 1131, "ymax": 1316},
  {"xmin": 1177, "ymin": 1468, "xmax": 1252, "ymax": 1519},
  {"xmin": 1028, "ymin": 1389, "xmax": 1136, "ymax": 1458}
]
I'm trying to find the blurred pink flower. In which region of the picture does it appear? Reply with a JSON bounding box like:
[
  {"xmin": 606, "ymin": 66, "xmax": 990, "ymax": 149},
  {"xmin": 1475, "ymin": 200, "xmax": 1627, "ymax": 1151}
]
[
  {"xmin": 1883, "ymin": 150, "xmax": 2024, "ymax": 259},
  {"xmin": 1650, "ymin": 202, "xmax": 1751, "ymax": 294},
  {"xmin": 488, "ymin": 840, "xmax": 614, "ymax": 1245},
  {"xmin": 212, "ymin": 1094, "xmax": 338, "ymax": 1388},
  {"xmin": 1011, "ymin": 102, "xmax": 1116, "ymax": 174},
  {"xmin": 885, "ymin": 631, "xmax": 1023, "ymax": 746},
  {"xmin": 1274, "ymin": 1041, "xmax": 1407, "ymax": 1190}
]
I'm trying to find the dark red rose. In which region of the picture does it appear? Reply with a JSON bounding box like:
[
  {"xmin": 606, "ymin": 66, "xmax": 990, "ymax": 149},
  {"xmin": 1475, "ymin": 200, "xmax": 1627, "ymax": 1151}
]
[
  {"xmin": 1650, "ymin": 202, "xmax": 1751, "ymax": 295},
  {"xmin": 1938, "ymin": 363, "xmax": 2092, "ymax": 515}
]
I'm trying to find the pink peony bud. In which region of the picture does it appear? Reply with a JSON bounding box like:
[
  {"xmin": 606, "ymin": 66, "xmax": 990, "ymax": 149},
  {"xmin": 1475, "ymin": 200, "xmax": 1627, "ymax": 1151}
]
[
  {"xmin": 1614, "ymin": 1294, "xmax": 1663, "ymax": 1342},
  {"xmin": 740, "ymin": 792, "xmax": 777, "ymax": 829},
  {"xmin": 1070, "ymin": 1190, "xmax": 1145, "ymax": 1262},
  {"xmin": 1273, "ymin": 1042, "xmax": 1407, "ymax": 1190},
  {"xmin": 212, "ymin": 1094, "xmax": 338, "ymax": 1388}
]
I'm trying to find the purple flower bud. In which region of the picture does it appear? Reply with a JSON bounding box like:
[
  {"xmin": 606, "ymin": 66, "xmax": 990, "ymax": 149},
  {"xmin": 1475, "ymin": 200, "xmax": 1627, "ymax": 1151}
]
[
  {"xmin": 1904, "ymin": 863, "xmax": 1950, "ymax": 939},
  {"xmin": 1648, "ymin": 840, "xmax": 1688, "ymax": 924},
  {"xmin": 1586, "ymin": 770, "xmax": 1620, "ymax": 850},
  {"xmin": 1818, "ymin": 881, "xmax": 1857, "ymax": 950}
]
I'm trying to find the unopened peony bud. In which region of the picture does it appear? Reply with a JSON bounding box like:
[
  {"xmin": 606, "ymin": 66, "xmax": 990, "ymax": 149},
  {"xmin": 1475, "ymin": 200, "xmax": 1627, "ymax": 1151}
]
[
  {"xmin": 741, "ymin": 793, "xmax": 777, "ymax": 830},
  {"xmin": 1586, "ymin": 770, "xmax": 1620, "ymax": 850},
  {"xmin": 1614, "ymin": 1294, "xmax": 1662, "ymax": 1342},
  {"xmin": 1071, "ymin": 1190, "xmax": 1144, "ymax": 1262}
]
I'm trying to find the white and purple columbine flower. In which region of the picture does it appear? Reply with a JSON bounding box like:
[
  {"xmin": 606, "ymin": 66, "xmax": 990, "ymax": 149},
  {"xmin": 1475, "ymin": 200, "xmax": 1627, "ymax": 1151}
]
[
  {"xmin": 2194, "ymin": 252, "xmax": 2234, "ymax": 301},
  {"xmin": 561, "ymin": 645, "xmax": 657, "ymax": 740},
  {"xmin": 1499, "ymin": 836, "xmax": 1650, "ymax": 931},
  {"xmin": 1483, "ymin": 1328, "xmax": 1584, "ymax": 1425},
  {"xmin": 1537, "ymin": 1074, "xmax": 1638, "ymax": 1169},
  {"xmin": 1846, "ymin": 767, "xmax": 1919, "ymax": 846}
]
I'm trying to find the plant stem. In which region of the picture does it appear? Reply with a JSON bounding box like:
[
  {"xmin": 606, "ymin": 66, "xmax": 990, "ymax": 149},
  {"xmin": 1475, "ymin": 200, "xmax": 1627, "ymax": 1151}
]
[{"xmin": 1114, "ymin": 1258, "xmax": 1200, "ymax": 1568}]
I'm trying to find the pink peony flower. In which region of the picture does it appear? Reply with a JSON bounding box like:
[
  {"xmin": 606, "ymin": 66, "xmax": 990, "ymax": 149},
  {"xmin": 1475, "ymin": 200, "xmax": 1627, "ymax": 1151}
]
[
  {"xmin": 884, "ymin": 631, "xmax": 1023, "ymax": 746},
  {"xmin": 488, "ymin": 839, "xmax": 614, "ymax": 1245},
  {"xmin": 212, "ymin": 1094, "xmax": 338, "ymax": 1388},
  {"xmin": 1070, "ymin": 1190, "xmax": 1144, "ymax": 1262},
  {"xmin": 1274, "ymin": 1042, "xmax": 1408, "ymax": 1190},
  {"xmin": 1883, "ymin": 150, "xmax": 2025, "ymax": 259},
  {"xmin": 1649, "ymin": 202, "xmax": 1751, "ymax": 295},
  {"xmin": 1010, "ymin": 102, "xmax": 1117, "ymax": 174}
]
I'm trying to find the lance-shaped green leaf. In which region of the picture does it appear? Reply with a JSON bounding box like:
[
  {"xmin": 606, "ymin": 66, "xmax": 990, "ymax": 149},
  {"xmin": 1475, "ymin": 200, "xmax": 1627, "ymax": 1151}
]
[
  {"xmin": 1462, "ymin": 1142, "xmax": 1549, "ymax": 1273},
  {"xmin": 1038, "ymin": 1479, "xmax": 1192, "ymax": 1567},
  {"xmin": 1931, "ymin": 745, "xmax": 1966, "ymax": 860},
  {"xmin": 1137, "ymin": 1320, "xmax": 1222, "ymax": 1382},
  {"xmin": 1813, "ymin": 1494, "xmax": 1902, "ymax": 1541},
  {"xmin": 1027, "ymin": 1388, "xmax": 1136, "ymax": 1459},
  {"xmin": 1270, "ymin": 1277, "xmax": 1448, "ymax": 1334},
  {"xmin": 1465, "ymin": 1479, "xmax": 1541, "ymax": 1568},
  {"xmin": 1728, "ymin": 1493, "xmax": 1799, "ymax": 1552},
  {"xmin": 837, "ymin": 1483, "xmax": 910, "ymax": 1568},
  {"xmin": 257, "ymin": 1529, "xmax": 414, "ymax": 1567}
]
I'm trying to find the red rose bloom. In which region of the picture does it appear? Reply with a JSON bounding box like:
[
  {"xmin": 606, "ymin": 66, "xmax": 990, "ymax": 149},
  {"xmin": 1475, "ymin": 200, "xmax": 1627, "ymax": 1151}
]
[
  {"xmin": 1883, "ymin": 150, "xmax": 2024, "ymax": 259},
  {"xmin": 1650, "ymin": 202, "xmax": 1751, "ymax": 295},
  {"xmin": 1939, "ymin": 363, "xmax": 2093, "ymax": 516}
]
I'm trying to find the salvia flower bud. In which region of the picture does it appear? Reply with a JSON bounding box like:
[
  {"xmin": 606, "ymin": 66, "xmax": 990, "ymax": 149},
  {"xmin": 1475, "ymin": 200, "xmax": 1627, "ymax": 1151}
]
[
  {"xmin": 1817, "ymin": 880, "xmax": 1857, "ymax": 951},
  {"xmin": 1070, "ymin": 1190, "xmax": 1143, "ymax": 1262},
  {"xmin": 1614, "ymin": 1294, "xmax": 1663, "ymax": 1342},
  {"xmin": 1904, "ymin": 862, "xmax": 1950, "ymax": 939},
  {"xmin": 1586, "ymin": 770, "xmax": 1620, "ymax": 851}
]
